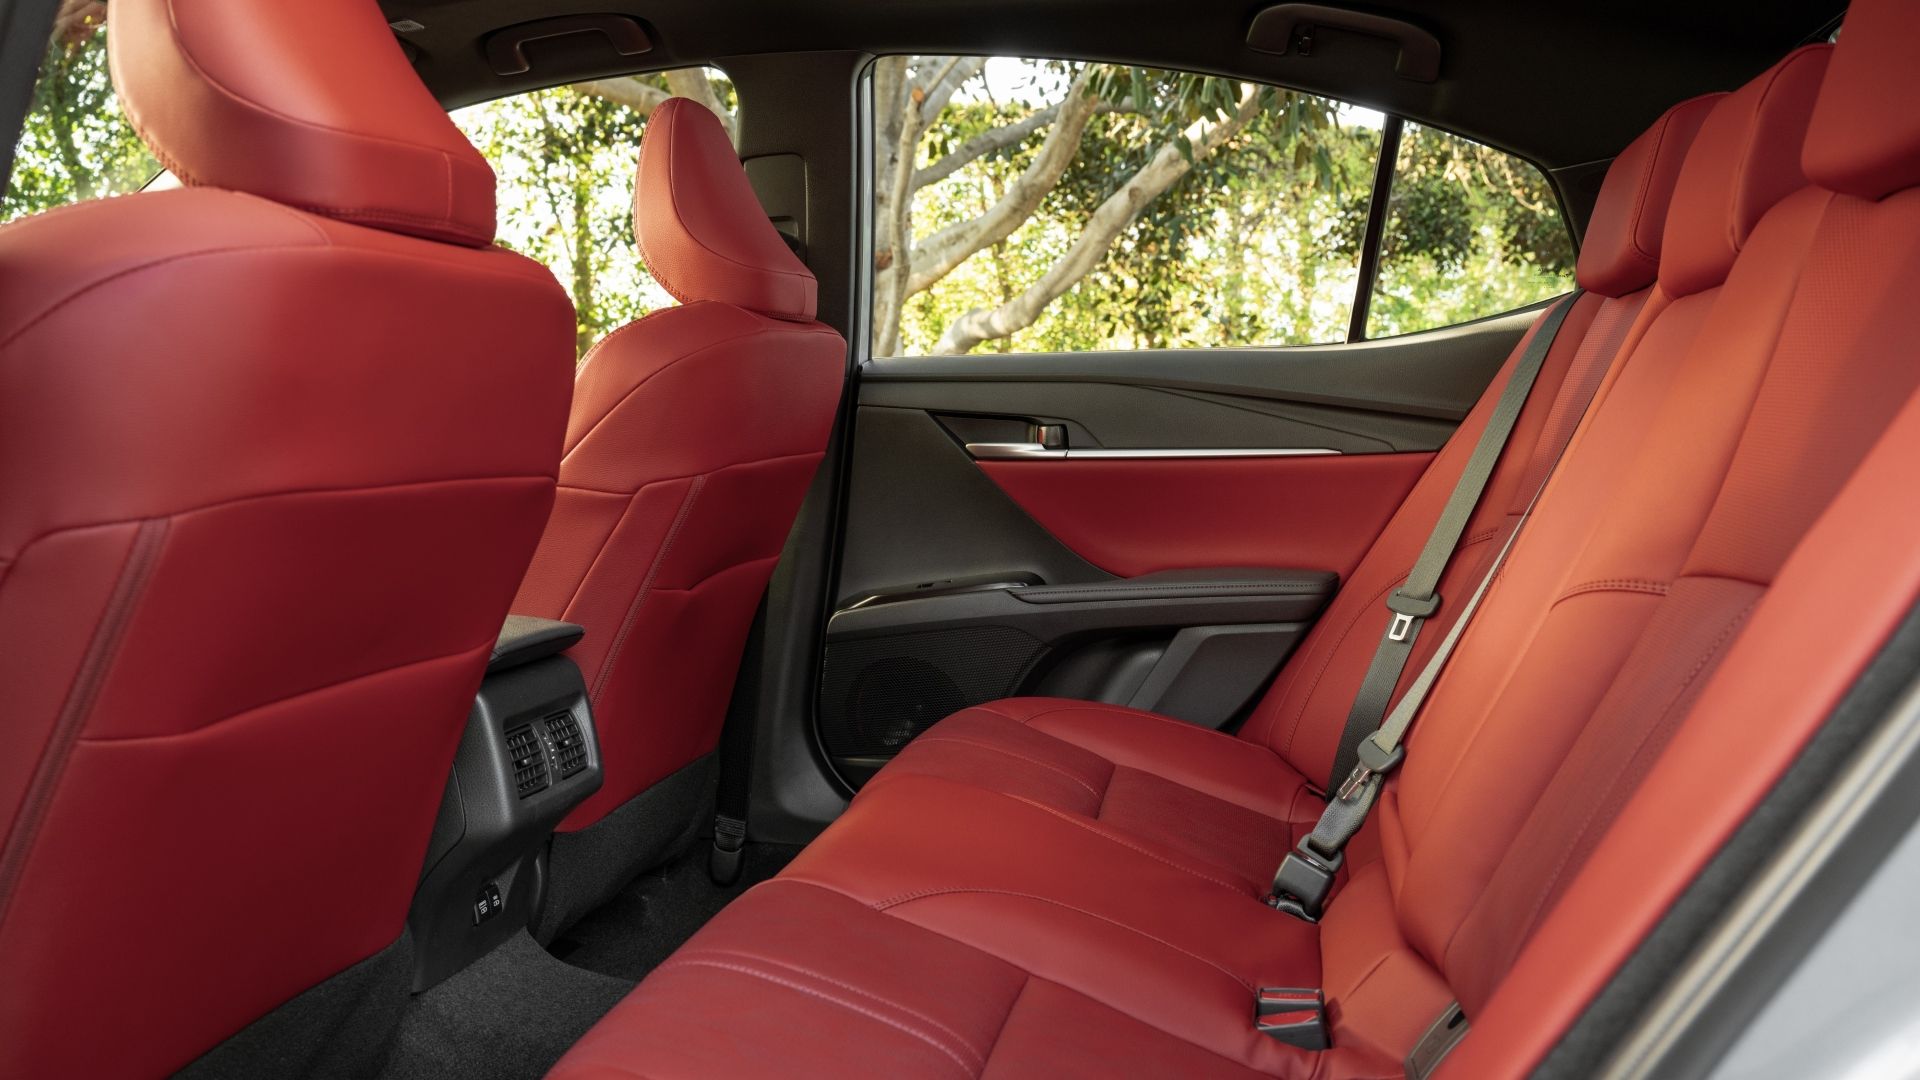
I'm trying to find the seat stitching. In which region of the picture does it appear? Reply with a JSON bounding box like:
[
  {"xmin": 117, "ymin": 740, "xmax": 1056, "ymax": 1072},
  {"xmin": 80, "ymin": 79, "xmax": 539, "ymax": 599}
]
[
  {"xmin": 77, "ymin": 638, "xmax": 496, "ymax": 745},
  {"xmin": 871, "ymin": 887, "xmax": 1258, "ymax": 993},
  {"xmin": 1003, "ymin": 792, "xmax": 1253, "ymax": 897},
  {"xmin": 0, "ymin": 519, "xmax": 167, "ymax": 933},
  {"xmin": 1508, "ymin": 600, "xmax": 1759, "ymax": 949},
  {"xmin": 1441, "ymin": 598, "xmax": 1759, "ymax": 974},
  {"xmin": 591, "ymin": 476, "xmax": 705, "ymax": 705},
  {"xmin": 563, "ymin": 323, "xmax": 830, "ymax": 462},
  {"xmin": 669, "ymin": 948, "xmax": 989, "ymax": 1067},
  {"xmin": 1554, "ymin": 577, "xmax": 1672, "ymax": 605},
  {"xmin": 902, "ymin": 736, "xmax": 1103, "ymax": 798},
  {"xmin": 552, "ymin": 450, "xmax": 824, "ymax": 496},
  {"xmin": 982, "ymin": 975, "xmax": 1030, "ymax": 1068},
  {"xmin": 653, "ymin": 957, "xmax": 978, "ymax": 1076}
]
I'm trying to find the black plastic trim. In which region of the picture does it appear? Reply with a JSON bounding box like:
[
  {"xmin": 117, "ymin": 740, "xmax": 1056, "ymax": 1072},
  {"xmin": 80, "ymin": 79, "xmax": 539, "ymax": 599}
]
[
  {"xmin": 1348, "ymin": 114, "xmax": 1403, "ymax": 343},
  {"xmin": 0, "ymin": 0, "xmax": 58, "ymax": 198},
  {"xmin": 828, "ymin": 571, "xmax": 1335, "ymax": 639},
  {"xmin": 490, "ymin": 615, "xmax": 586, "ymax": 674}
]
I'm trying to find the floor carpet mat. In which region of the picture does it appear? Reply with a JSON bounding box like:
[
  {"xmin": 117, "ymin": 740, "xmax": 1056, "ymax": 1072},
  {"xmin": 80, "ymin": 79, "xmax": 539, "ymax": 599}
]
[{"xmin": 548, "ymin": 840, "xmax": 802, "ymax": 981}]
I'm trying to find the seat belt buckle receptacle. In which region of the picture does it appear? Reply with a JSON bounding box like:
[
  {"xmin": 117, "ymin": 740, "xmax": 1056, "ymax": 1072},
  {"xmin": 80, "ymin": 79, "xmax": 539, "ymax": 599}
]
[
  {"xmin": 1269, "ymin": 842, "xmax": 1342, "ymax": 922},
  {"xmin": 1256, "ymin": 987, "xmax": 1330, "ymax": 1050}
]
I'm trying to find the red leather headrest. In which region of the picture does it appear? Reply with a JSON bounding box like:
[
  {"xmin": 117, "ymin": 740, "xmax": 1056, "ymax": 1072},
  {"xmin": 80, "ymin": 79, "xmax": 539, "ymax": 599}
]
[
  {"xmin": 108, "ymin": 0, "xmax": 496, "ymax": 247},
  {"xmin": 1660, "ymin": 45, "xmax": 1831, "ymax": 298},
  {"xmin": 1575, "ymin": 94, "xmax": 1720, "ymax": 297},
  {"xmin": 1805, "ymin": 0, "xmax": 1920, "ymax": 200},
  {"xmin": 634, "ymin": 99, "xmax": 817, "ymax": 321}
]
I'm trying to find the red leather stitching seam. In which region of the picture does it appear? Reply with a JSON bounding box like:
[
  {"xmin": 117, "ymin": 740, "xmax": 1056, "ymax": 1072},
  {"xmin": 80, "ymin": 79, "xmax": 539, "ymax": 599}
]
[
  {"xmin": 654, "ymin": 956, "xmax": 979, "ymax": 1076},
  {"xmin": 0, "ymin": 518, "xmax": 168, "ymax": 933},
  {"xmin": 590, "ymin": 475, "xmax": 704, "ymax": 705}
]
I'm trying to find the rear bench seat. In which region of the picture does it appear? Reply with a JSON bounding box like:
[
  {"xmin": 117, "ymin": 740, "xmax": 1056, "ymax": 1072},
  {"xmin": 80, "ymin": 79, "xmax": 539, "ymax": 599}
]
[
  {"xmin": 847, "ymin": 92, "xmax": 1716, "ymax": 895},
  {"xmin": 553, "ymin": 8, "xmax": 1920, "ymax": 1076}
]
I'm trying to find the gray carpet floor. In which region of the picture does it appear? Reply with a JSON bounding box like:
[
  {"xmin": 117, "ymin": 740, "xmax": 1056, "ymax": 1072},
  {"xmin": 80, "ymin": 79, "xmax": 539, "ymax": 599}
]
[{"xmin": 375, "ymin": 840, "xmax": 800, "ymax": 1079}]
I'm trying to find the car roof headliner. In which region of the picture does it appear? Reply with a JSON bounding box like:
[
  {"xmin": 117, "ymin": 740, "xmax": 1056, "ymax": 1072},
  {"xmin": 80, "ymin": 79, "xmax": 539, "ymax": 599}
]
[{"xmin": 391, "ymin": 0, "xmax": 1844, "ymax": 170}]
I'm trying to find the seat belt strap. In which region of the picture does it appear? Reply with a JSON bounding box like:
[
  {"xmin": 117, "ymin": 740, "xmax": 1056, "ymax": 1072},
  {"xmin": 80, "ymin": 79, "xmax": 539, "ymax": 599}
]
[
  {"xmin": 1271, "ymin": 482, "xmax": 1541, "ymax": 919},
  {"xmin": 1273, "ymin": 292, "xmax": 1596, "ymax": 922},
  {"xmin": 708, "ymin": 594, "xmax": 770, "ymax": 885},
  {"xmin": 1325, "ymin": 292, "xmax": 1582, "ymax": 792}
]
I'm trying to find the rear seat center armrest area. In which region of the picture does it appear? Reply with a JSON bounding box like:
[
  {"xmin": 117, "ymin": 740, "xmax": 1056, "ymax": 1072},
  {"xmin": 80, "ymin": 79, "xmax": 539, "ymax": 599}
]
[{"xmin": 409, "ymin": 616, "xmax": 604, "ymax": 991}]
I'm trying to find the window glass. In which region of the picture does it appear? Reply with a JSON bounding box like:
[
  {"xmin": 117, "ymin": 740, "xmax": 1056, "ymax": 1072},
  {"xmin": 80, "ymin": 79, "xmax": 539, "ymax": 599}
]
[
  {"xmin": 871, "ymin": 56, "xmax": 1384, "ymax": 356},
  {"xmin": 454, "ymin": 69, "xmax": 736, "ymax": 357},
  {"xmin": 1365, "ymin": 122, "xmax": 1573, "ymax": 338},
  {"xmin": 2, "ymin": 3, "xmax": 159, "ymax": 225}
]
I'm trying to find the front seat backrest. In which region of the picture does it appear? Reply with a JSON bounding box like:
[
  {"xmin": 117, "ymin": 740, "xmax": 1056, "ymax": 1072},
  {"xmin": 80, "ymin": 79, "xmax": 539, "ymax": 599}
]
[
  {"xmin": 512, "ymin": 99, "xmax": 846, "ymax": 925},
  {"xmin": 0, "ymin": 1, "xmax": 575, "ymax": 1074}
]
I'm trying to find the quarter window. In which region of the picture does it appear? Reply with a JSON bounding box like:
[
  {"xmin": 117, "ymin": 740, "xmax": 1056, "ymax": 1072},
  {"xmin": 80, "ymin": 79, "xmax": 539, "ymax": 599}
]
[{"xmin": 1365, "ymin": 122, "xmax": 1574, "ymax": 338}]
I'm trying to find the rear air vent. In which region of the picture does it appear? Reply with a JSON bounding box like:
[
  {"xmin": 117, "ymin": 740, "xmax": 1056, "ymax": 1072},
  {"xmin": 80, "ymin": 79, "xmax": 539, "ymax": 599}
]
[
  {"xmin": 544, "ymin": 709, "xmax": 588, "ymax": 779},
  {"xmin": 507, "ymin": 724, "xmax": 549, "ymax": 798}
]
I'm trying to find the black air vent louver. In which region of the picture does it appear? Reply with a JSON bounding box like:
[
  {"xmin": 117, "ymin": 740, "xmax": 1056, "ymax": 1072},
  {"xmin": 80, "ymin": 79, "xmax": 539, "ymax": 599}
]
[
  {"xmin": 507, "ymin": 724, "xmax": 549, "ymax": 797},
  {"xmin": 544, "ymin": 710, "xmax": 588, "ymax": 779}
]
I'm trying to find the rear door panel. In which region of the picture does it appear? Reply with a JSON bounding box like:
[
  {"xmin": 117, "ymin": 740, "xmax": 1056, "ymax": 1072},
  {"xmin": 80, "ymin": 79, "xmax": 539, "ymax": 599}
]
[{"xmin": 820, "ymin": 304, "xmax": 1538, "ymax": 784}]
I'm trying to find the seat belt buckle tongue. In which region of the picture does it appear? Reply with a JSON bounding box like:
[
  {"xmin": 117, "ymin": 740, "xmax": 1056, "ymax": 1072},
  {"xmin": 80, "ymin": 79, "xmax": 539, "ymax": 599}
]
[
  {"xmin": 1336, "ymin": 735, "xmax": 1406, "ymax": 800},
  {"xmin": 1256, "ymin": 987, "xmax": 1329, "ymax": 1051},
  {"xmin": 1385, "ymin": 589, "xmax": 1441, "ymax": 642}
]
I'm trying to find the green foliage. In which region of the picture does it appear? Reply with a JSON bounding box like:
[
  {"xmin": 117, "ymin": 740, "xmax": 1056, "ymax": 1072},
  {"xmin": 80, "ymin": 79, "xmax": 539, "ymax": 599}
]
[
  {"xmin": 2, "ymin": 25, "xmax": 157, "ymax": 225},
  {"xmin": 890, "ymin": 59, "xmax": 1573, "ymax": 354},
  {"xmin": 456, "ymin": 88, "xmax": 652, "ymax": 356},
  {"xmin": 1365, "ymin": 123, "xmax": 1573, "ymax": 337},
  {"xmin": 453, "ymin": 72, "xmax": 735, "ymax": 357},
  {"xmin": 0, "ymin": 30, "xmax": 1568, "ymax": 360}
]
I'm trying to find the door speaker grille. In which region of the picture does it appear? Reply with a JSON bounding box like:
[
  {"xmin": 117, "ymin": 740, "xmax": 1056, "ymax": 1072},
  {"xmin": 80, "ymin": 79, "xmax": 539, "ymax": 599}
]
[{"xmin": 819, "ymin": 625, "xmax": 1045, "ymax": 759}]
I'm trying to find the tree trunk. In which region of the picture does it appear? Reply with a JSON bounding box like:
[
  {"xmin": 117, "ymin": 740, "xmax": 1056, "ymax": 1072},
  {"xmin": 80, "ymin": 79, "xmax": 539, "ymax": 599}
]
[
  {"xmin": 931, "ymin": 86, "xmax": 1264, "ymax": 355},
  {"xmin": 571, "ymin": 77, "xmax": 670, "ymax": 117},
  {"xmin": 868, "ymin": 57, "xmax": 911, "ymax": 357},
  {"xmin": 905, "ymin": 68, "xmax": 1099, "ymax": 298},
  {"xmin": 664, "ymin": 68, "xmax": 737, "ymax": 145},
  {"xmin": 571, "ymin": 177, "xmax": 596, "ymax": 357}
]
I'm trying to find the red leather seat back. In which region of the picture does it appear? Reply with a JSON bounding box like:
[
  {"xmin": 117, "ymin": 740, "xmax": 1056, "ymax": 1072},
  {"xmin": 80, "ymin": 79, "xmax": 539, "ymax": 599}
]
[
  {"xmin": 512, "ymin": 99, "xmax": 846, "ymax": 833},
  {"xmin": 1242, "ymin": 91, "xmax": 1718, "ymax": 783},
  {"xmin": 0, "ymin": 2, "xmax": 574, "ymax": 1074}
]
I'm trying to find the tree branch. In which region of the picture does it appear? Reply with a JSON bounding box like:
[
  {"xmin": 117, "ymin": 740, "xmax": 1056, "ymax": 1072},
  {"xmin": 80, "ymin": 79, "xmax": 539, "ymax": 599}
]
[
  {"xmin": 912, "ymin": 100, "xmax": 1140, "ymax": 191},
  {"xmin": 931, "ymin": 85, "xmax": 1264, "ymax": 354},
  {"xmin": 664, "ymin": 67, "xmax": 737, "ymax": 145},
  {"xmin": 571, "ymin": 73, "xmax": 738, "ymax": 147},
  {"xmin": 913, "ymin": 105, "xmax": 1060, "ymax": 189},
  {"xmin": 905, "ymin": 66, "xmax": 1100, "ymax": 297},
  {"xmin": 872, "ymin": 55, "xmax": 987, "ymax": 356},
  {"xmin": 571, "ymin": 77, "xmax": 670, "ymax": 117}
]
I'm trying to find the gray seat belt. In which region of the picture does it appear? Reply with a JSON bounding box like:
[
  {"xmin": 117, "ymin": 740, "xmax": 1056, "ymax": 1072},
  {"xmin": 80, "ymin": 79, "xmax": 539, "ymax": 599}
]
[
  {"xmin": 1325, "ymin": 293, "xmax": 1582, "ymax": 793},
  {"xmin": 1274, "ymin": 292, "xmax": 1583, "ymax": 922}
]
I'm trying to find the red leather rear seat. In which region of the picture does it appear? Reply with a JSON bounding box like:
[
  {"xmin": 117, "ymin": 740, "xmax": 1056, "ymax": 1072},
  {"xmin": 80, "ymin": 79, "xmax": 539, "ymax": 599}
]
[
  {"xmin": 553, "ymin": 5, "xmax": 1920, "ymax": 1074},
  {"xmin": 853, "ymin": 88, "xmax": 1717, "ymax": 894}
]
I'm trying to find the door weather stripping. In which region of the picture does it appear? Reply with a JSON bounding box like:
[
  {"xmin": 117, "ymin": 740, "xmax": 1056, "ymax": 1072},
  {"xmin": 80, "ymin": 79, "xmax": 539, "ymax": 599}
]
[{"xmin": 965, "ymin": 442, "xmax": 1341, "ymax": 461}]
